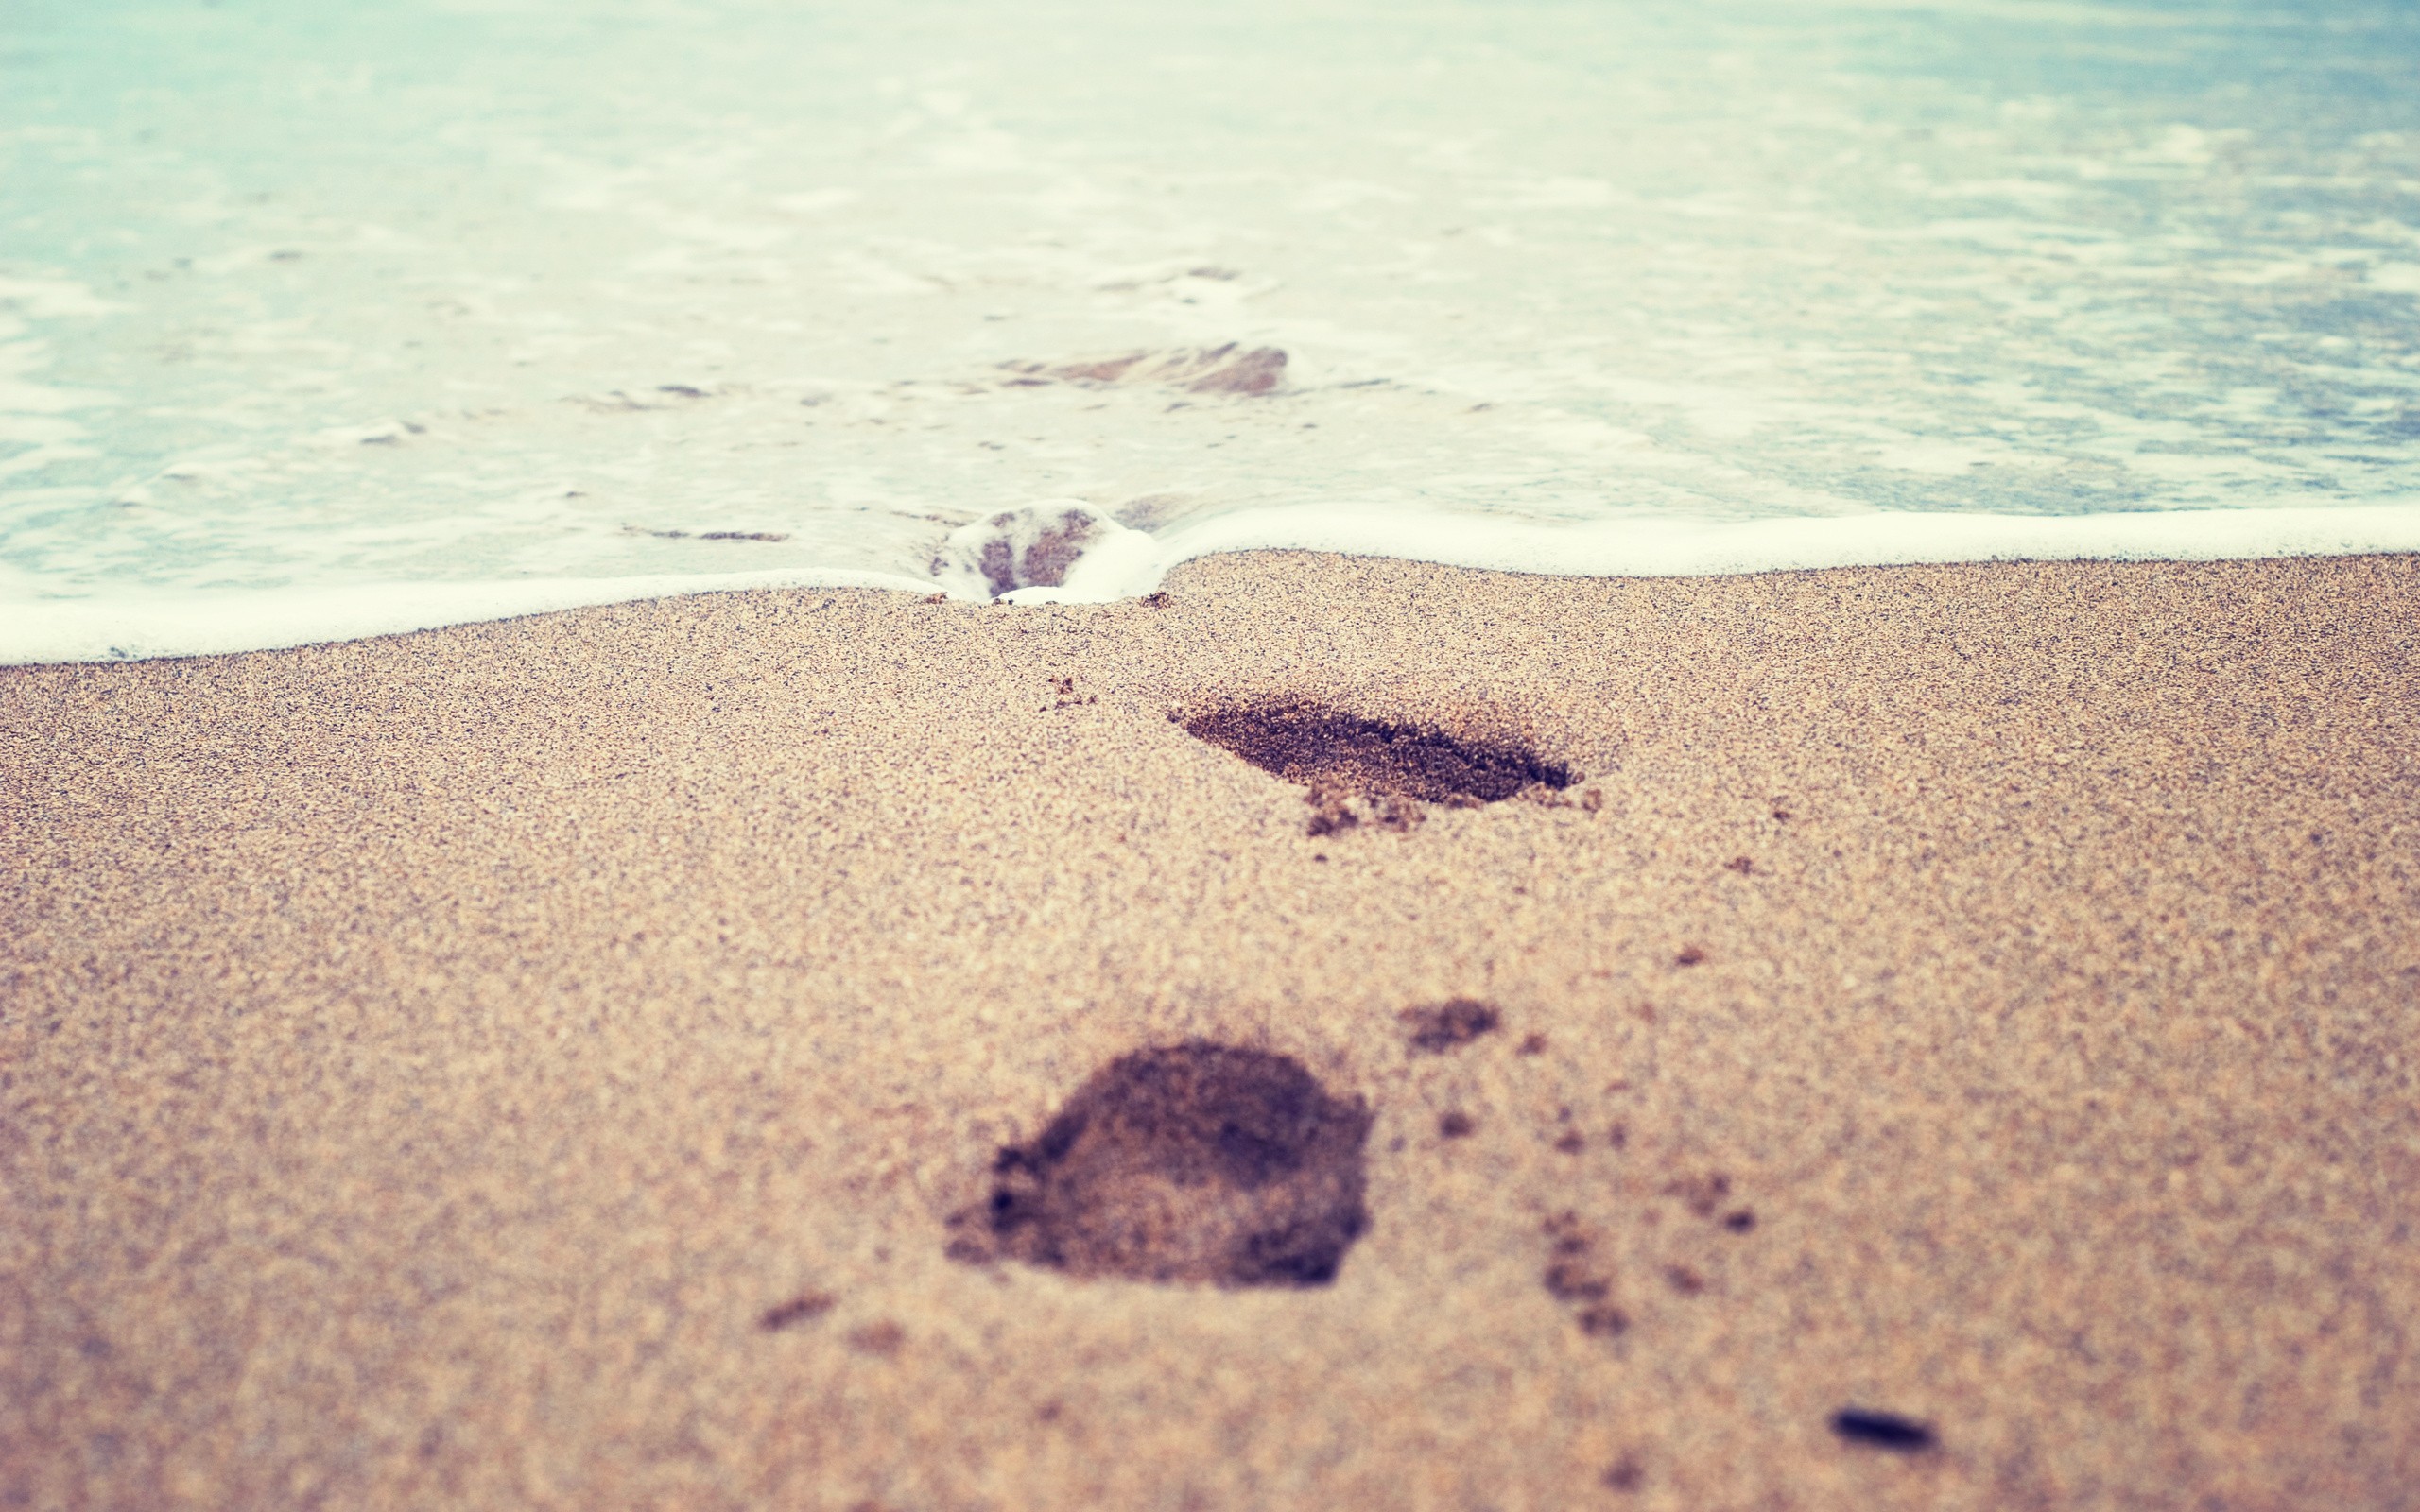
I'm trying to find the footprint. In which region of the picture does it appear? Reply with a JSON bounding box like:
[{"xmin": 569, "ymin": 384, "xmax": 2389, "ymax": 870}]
[
  {"xmin": 1179, "ymin": 697, "xmax": 1575, "ymax": 834},
  {"xmin": 948, "ymin": 1043, "xmax": 1374, "ymax": 1288}
]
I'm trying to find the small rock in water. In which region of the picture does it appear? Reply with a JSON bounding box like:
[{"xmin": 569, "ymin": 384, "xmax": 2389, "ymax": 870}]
[
  {"xmin": 930, "ymin": 500, "xmax": 1155, "ymax": 601},
  {"xmin": 998, "ymin": 344, "xmax": 1288, "ymax": 396}
]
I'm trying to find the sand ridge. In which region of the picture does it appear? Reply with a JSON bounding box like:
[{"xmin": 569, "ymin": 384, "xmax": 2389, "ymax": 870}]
[{"xmin": 4, "ymin": 551, "xmax": 2418, "ymax": 1509}]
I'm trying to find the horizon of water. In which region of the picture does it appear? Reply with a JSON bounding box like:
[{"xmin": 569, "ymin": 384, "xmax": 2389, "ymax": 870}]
[{"xmin": 5, "ymin": 0, "xmax": 2419, "ymax": 663}]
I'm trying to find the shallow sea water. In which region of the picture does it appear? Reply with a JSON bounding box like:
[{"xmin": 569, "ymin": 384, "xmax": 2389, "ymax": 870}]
[{"xmin": 3, "ymin": 0, "xmax": 2418, "ymax": 659}]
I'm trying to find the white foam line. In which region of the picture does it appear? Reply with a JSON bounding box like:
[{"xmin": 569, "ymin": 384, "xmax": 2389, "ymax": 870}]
[
  {"xmin": 8, "ymin": 502, "xmax": 2418, "ymax": 664},
  {"xmin": 1166, "ymin": 499, "xmax": 2420, "ymax": 579},
  {"xmin": 0, "ymin": 566, "xmax": 937, "ymax": 666},
  {"xmin": 1024, "ymin": 500, "xmax": 2420, "ymax": 603}
]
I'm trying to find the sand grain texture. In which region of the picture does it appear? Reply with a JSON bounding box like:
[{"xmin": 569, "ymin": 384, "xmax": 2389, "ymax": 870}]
[{"xmin": 4, "ymin": 552, "xmax": 2418, "ymax": 1510}]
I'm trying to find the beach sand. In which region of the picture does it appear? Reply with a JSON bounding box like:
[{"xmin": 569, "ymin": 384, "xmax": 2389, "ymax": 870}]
[{"xmin": 5, "ymin": 550, "xmax": 2417, "ymax": 1510}]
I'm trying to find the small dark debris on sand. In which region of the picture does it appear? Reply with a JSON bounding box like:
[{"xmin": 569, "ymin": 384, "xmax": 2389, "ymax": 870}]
[
  {"xmin": 1829, "ymin": 1409, "xmax": 1937, "ymax": 1452},
  {"xmin": 1303, "ymin": 782, "xmax": 1421, "ymax": 838},
  {"xmin": 948, "ymin": 1043, "xmax": 1373, "ymax": 1288},
  {"xmin": 845, "ymin": 1321, "xmax": 906, "ymax": 1358},
  {"xmin": 1539, "ymin": 1211, "xmax": 1629, "ymax": 1337},
  {"xmin": 757, "ymin": 1293, "xmax": 836, "ymax": 1332},
  {"xmin": 1044, "ymin": 675, "xmax": 1098, "ymax": 710},
  {"xmin": 1401, "ymin": 998, "xmax": 1501, "ymax": 1054},
  {"xmin": 1662, "ymin": 1172, "xmax": 1733, "ymax": 1218}
]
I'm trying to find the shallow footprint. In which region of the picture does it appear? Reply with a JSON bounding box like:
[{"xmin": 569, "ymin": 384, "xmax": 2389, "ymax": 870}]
[
  {"xmin": 1180, "ymin": 697, "xmax": 1574, "ymax": 834},
  {"xmin": 949, "ymin": 1042, "xmax": 1374, "ymax": 1288}
]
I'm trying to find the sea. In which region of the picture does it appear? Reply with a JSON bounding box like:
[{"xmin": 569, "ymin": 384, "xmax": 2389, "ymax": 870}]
[{"xmin": 4, "ymin": 0, "xmax": 2418, "ymax": 662}]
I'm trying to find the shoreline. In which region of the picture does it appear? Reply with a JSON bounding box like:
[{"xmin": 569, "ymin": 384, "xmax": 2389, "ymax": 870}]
[
  {"xmin": 6, "ymin": 549, "xmax": 2417, "ymax": 1509},
  {"xmin": 10, "ymin": 501, "xmax": 2420, "ymax": 665}
]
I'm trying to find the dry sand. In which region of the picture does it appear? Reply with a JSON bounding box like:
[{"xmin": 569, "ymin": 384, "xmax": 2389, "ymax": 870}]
[{"xmin": 5, "ymin": 550, "xmax": 2418, "ymax": 1510}]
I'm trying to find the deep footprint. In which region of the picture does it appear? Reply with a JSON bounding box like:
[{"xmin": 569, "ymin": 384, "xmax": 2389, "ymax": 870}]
[
  {"xmin": 1180, "ymin": 698, "xmax": 1575, "ymax": 822},
  {"xmin": 949, "ymin": 1043, "xmax": 1374, "ymax": 1287}
]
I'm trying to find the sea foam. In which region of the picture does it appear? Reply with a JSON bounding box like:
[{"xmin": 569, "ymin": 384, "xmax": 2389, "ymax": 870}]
[
  {"xmin": 6, "ymin": 0, "xmax": 2419, "ymax": 662},
  {"xmin": 7, "ymin": 500, "xmax": 2416, "ymax": 665}
]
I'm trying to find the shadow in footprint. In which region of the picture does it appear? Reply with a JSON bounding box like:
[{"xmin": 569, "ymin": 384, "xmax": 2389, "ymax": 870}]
[{"xmin": 949, "ymin": 1043, "xmax": 1373, "ymax": 1288}]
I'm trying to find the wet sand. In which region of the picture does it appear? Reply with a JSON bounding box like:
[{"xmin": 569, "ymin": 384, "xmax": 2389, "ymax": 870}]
[{"xmin": 5, "ymin": 550, "xmax": 2417, "ymax": 1510}]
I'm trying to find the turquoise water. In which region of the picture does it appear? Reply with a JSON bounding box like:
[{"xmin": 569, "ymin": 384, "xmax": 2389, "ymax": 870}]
[{"xmin": 4, "ymin": 0, "xmax": 2418, "ymax": 658}]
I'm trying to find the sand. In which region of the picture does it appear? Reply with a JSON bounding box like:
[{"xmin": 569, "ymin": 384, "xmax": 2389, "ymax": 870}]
[{"xmin": 4, "ymin": 550, "xmax": 2417, "ymax": 1511}]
